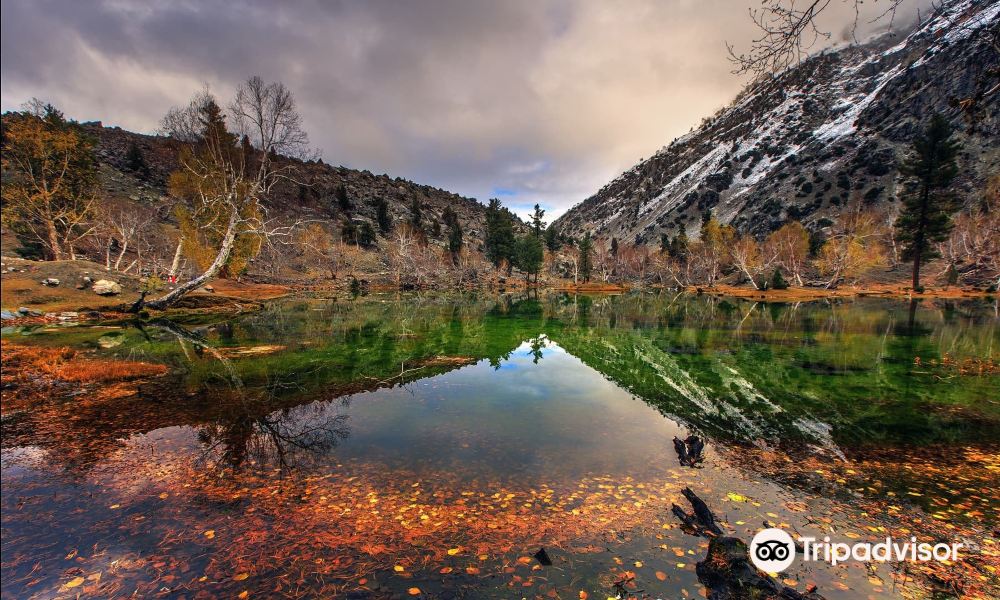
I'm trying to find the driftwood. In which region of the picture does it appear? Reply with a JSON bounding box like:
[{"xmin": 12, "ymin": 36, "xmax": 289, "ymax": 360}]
[
  {"xmin": 673, "ymin": 435, "xmax": 705, "ymax": 467},
  {"xmin": 672, "ymin": 487, "xmax": 723, "ymax": 536},
  {"xmin": 697, "ymin": 536, "xmax": 826, "ymax": 600}
]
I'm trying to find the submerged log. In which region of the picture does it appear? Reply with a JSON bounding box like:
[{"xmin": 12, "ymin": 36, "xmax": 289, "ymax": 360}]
[
  {"xmin": 673, "ymin": 435, "xmax": 705, "ymax": 467},
  {"xmin": 696, "ymin": 536, "xmax": 826, "ymax": 600},
  {"xmin": 672, "ymin": 486, "xmax": 723, "ymax": 536}
]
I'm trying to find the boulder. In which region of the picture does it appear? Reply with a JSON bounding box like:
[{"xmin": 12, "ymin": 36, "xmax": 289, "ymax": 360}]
[
  {"xmin": 93, "ymin": 280, "xmax": 122, "ymax": 296},
  {"xmin": 41, "ymin": 278, "xmax": 60, "ymax": 287},
  {"xmin": 76, "ymin": 276, "xmax": 93, "ymax": 290},
  {"xmin": 17, "ymin": 307, "xmax": 43, "ymax": 317},
  {"xmin": 1, "ymin": 310, "xmax": 16, "ymax": 321}
]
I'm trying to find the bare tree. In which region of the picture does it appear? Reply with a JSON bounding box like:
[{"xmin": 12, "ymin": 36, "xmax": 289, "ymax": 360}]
[
  {"xmin": 814, "ymin": 203, "xmax": 889, "ymax": 287},
  {"xmin": 158, "ymin": 87, "xmax": 215, "ymax": 143},
  {"xmin": 144, "ymin": 84, "xmax": 309, "ymax": 310},
  {"xmin": 730, "ymin": 234, "xmax": 766, "ymax": 289},
  {"xmin": 231, "ymin": 75, "xmax": 316, "ymax": 169},
  {"xmin": 728, "ymin": 0, "xmax": 905, "ymax": 76},
  {"xmin": 764, "ymin": 221, "xmax": 810, "ymax": 285}
]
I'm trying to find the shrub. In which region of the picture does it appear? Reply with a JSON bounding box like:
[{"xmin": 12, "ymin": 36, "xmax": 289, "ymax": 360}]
[{"xmin": 770, "ymin": 268, "xmax": 789, "ymax": 290}]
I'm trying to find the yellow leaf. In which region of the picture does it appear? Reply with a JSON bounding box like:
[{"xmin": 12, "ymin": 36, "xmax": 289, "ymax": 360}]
[
  {"xmin": 64, "ymin": 577, "xmax": 85, "ymax": 588},
  {"xmin": 727, "ymin": 492, "xmax": 749, "ymax": 502},
  {"xmin": 394, "ymin": 565, "xmax": 405, "ymax": 572},
  {"xmin": 238, "ymin": 592, "xmax": 248, "ymax": 599},
  {"xmin": 447, "ymin": 548, "xmax": 461, "ymax": 556},
  {"xmin": 204, "ymin": 530, "xmax": 215, "ymax": 539},
  {"xmin": 634, "ymin": 561, "xmax": 643, "ymax": 568},
  {"xmin": 408, "ymin": 587, "xmax": 421, "ymax": 596},
  {"xmin": 233, "ymin": 573, "xmax": 249, "ymax": 581}
]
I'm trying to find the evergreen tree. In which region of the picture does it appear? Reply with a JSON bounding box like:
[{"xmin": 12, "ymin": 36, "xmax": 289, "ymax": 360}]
[
  {"xmin": 578, "ymin": 232, "xmax": 593, "ymax": 282},
  {"xmin": 448, "ymin": 221, "xmax": 463, "ymax": 264},
  {"xmin": 358, "ymin": 222, "xmax": 376, "ymax": 248},
  {"xmin": 610, "ymin": 237, "xmax": 619, "ymax": 256},
  {"xmin": 442, "ymin": 206, "xmax": 463, "ymax": 263},
  {"xmin": 660, "ymin": 233, "xmax": 670, "ymax": 253},
  {"xmin": 895, "ymin": 113, "xmax": 961, "ymax": 291},
  {"xmin": 531, "ymin": 203, "xmax": 545, "ymax": 237},
  {"xmin": 374, "ymin": 197, "xmax": 392, "ymax": 233},
  {"xmin": 669, "ymin": 231, "xmax": 689, "ymax": 262},
  {"xmin": 335, "ymin": 184, "xmax": 351, "ymax": 212},
  {"xmin": 770, "ymin": 268, "xmax": 789, "ymax": 290},
  {"xmin": 701, "ymin": 208, "xmax": 713, "ymax": 231},
  {"xmin": 544, "ymin": 226, "xmax": 561, "ymax": 251},
  {"xmin": 341, "ymin": 221, "xmax": 358, "ymax": 244},
  {"xmin": 124, "ymin": 140, "xmax": 150, "ymax": 176},
  {"xmin": 515, "ymin": 235, "xmax": 544, "ymax": 283},
  {"xmin": 410, "ymin": 197, "xmax": 423, "ymax": 228},
  {"xmin": 484, "ymin": 198, "xmax": 516, "ymax": 269}
]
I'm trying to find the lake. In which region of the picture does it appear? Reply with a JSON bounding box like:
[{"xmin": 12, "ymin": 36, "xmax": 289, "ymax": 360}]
[{"xmin": 2, "ymin": 292, "xmax": 998, "ymax": 599}]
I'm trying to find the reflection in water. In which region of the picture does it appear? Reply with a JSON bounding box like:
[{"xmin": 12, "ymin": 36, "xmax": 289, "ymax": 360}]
[{"xmin": 1, "ymin": 292, "xmax": 998, "ymax": 599}]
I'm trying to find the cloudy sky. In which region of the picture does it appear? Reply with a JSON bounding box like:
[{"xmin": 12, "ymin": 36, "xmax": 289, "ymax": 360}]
[{"xmin": 0, "ymin": 0, "xmax": 929, "ymax": 221}]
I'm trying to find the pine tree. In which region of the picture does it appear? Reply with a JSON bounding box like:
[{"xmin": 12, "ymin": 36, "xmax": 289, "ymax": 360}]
[
  {"xmin": 578, "ymin": 232, "xmax": 593, "ymax": 282},
  {"xmin": 125, "ymin": 140, "xmax": 150, "ymax": 176},
  {"xmin": 358, "ymin": 222, "xmax": 376, "ymax": 248},
  {"xmin": 484, "ymin": 198, "xmax": 515, "ymax": 269},
  {"xmin": 895, "ymin": 114, "xmax": 961, "ymax": 291},
  {"xmin": 544, "ymin": 226, "xmax": 560, "ymax": 251},
  {"xmin": 660, "ymin": 233, "xmax": 670, "ymax": 253},
  {"xmin": 669, "ymin": 231, "xmax": 689, "ymax": 262},
  {"xmin": 442, "ymin": 206, "xmax": 462, "ymax": 263},
  {"xmin": 515, "ymin": 235, "xmax": 544, "ymax": 283},
  {"xmin": 770, "ymin": 268, "xmax": 789, "ymax": 290},
  {"xmin": 531, "ymin": 204, "xmax": 545, "ymax": 237},
  {"xmin": 374, "ymin": 197, "xmax": 392, "ymax": 233},
  {"xmin": 410, "ymin": 197, "xmax": 422, "ymax": 228},
  {"xmin": 335, "ymin": 184, "xmax": 350, "ymax": 212},
  {"xmin": 610, "ymin": 237, "xmax": 618, "ymax": 256}
]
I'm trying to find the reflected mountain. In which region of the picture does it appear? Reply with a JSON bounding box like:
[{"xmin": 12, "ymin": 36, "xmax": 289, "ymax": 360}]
[{"xmin": 3, "ymin": 293, "xmax": 997, "ymax": 474}]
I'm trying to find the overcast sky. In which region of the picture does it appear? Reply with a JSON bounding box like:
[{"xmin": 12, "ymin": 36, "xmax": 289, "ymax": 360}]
[{"xmin": 0, "ymin": 0, "xmax": 930, "ymax": 221}]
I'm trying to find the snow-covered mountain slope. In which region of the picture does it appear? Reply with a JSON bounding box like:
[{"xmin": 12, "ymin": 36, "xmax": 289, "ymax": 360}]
[{"xmin": 554, "ymin": 0, "xmax": 1000, "ymax": 243}]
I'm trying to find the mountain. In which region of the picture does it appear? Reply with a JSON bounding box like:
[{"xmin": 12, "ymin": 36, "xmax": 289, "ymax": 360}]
[{"xmin": 553, "ymin": 0, "xmax": 999, "ymax": 244}]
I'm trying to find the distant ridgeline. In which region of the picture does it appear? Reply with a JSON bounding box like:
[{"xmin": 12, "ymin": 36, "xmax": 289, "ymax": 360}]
[{"xmin": 554, "ymin": 0, "xmax": 1000, "ymax": 244}]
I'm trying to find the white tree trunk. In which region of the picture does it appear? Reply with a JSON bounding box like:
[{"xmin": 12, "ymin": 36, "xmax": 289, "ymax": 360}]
[{"xmin": 146, "ymin": 211, "xmax": 240, "ymax": 310}]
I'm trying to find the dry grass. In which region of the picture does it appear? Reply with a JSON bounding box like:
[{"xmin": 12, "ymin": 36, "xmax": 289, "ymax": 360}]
[{"xmin": 1, "ymin": 344, "xmax": 167, "ymax": 410}]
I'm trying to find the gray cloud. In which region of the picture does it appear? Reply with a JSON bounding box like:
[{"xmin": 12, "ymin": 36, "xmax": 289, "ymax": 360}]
[{"xmin": 0, "ymin": 0, "xmax": 931, "ymax": 220}]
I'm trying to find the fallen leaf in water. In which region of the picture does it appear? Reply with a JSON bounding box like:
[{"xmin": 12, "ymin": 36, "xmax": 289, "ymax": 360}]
[
  {"xmin": 394, "ymin": 565, "xmax": 405, "ymax": 572},
  {"xmin": 727, "ymin": 492, "xmax": 750, "ymax": 502},
  {"xmin": 204, "ymin": 530, "xmax": 215, "ymax": 539},
  {"xmin": 634, "ymin": 561, "xmax": 643, "ymax": 568},
  {"xmin": 64, "ymin": 577, "xmax": 85, "ymax": 588},
  {"xmin": 447, "ymin": 548, "xmax": 461, "ymax": 556},
  {"xmin": 579, "ymin": 592, "xmax": 588, "ymax": 600},
  {"xmin": 234, "ymin": 573, "xmax": 249, "ymax": 581},
  {"xmin": 466, "ymin": 566, "xmax": 481, "ymax": 575},
  {"xmin": 655, "ymin": 571, "xmax": 667, "ymax": 581},
  {"xmin": 238, "ymin": 592, "xmax": 248, "ymax": 599},
  {"xmin": 408, "ymin": 587, "xmax": 421, "ymax": 595},
  {"xmin": 440, "ymin": 567, "xmax": 453, "ymax": 574}
]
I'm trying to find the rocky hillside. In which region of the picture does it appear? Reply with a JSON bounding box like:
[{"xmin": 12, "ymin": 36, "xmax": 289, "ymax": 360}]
[
  {"xmin": 90, "ymin": 125, "xmax": 501, "ymax": 247},
  {"xmin": 554, "ymin": 0, "xmax": 999, "ymax": 244}
]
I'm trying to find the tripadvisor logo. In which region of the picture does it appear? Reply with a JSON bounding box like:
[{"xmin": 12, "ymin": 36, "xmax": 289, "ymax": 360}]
[{"xmin": 750, "ymin": 528, "xmax": 963, "ymax": 572}]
